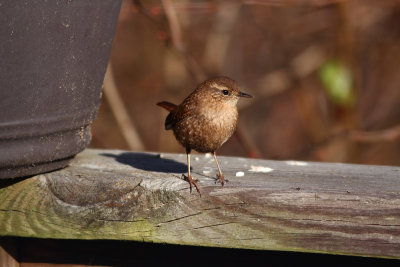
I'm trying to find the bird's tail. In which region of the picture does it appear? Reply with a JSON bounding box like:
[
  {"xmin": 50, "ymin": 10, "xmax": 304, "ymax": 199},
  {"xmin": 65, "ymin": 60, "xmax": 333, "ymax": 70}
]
[
  {"xmin": 156, "ymin": 101, "xmax": 178, "ymax": 112},
  {"xmin": 157, "ymin": 101, "xmax": 178, "ymax": 130}
]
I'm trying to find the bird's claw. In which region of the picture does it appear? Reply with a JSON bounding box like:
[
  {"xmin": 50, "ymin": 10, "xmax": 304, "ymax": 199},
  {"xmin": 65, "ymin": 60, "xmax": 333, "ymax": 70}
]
[
  {"xmin": 215, "ymin": 174, "xmax": 228, "ymax": 187},
  {"xmin": 182, "ymin": 174, "xmax": 201, "ymax": 196}
]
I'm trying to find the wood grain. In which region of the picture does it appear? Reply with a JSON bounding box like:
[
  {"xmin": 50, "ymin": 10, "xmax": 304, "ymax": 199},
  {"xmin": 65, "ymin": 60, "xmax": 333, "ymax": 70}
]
[{"xmin": 1, "ymin": 149, "xmax": 400, "ymax": 259}]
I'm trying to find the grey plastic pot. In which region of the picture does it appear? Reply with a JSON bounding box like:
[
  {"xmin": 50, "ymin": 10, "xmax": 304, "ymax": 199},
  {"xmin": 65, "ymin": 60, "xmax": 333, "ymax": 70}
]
[{"xmin": 0, "ymin": 0, "xmax": 121, "ymax": 179}]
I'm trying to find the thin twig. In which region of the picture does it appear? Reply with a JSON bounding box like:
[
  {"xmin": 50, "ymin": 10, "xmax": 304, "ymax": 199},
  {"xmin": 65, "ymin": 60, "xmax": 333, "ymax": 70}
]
[
  {"xmin": 161, "ymin": 0, "xmax": 184, "ymax": 52},
  {"xmin": 350, "ymin": 125, "xmax": 400, "ymax": 143},
  {"xmin": 103, "ymin": 64, "xmax": 145, "ymax": 151},
  {"xmin": 295, "ymin": 124, "xmax": 400, "ymax": 158},
  {"xmin": 133, "ymin": 0, "xmax": 206, "ymax": 82}
]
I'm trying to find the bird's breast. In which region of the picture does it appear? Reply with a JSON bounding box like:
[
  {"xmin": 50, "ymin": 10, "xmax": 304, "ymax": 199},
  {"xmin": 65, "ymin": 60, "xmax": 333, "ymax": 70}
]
[
  {"xmin": 173, "ymin": 103, "xmax": 238, "ymax": 153},
  {"xmin": 202, "ymin": 103, "xmax": 238, "ymax": 131}
]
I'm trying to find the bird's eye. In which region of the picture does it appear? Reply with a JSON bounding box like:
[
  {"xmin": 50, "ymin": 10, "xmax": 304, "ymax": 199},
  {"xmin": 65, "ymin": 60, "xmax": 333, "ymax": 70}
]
[{"xmin": 222, "ymin": 90, "xmax": 229, "ymax": 95}]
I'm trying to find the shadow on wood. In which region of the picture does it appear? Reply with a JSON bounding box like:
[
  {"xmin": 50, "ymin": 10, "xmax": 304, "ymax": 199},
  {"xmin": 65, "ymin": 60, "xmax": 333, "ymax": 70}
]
[
  {"xmin": 101, "ymin": 152, "xmax": 188, "ymax": 173},
  {"xmin": 0, "ymin": 176, "xmax": 27, "ymax": 190}
]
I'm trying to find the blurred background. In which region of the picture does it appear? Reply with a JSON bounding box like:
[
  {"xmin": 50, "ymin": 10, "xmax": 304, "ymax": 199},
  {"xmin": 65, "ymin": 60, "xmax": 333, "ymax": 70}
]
[{"xmin": 90, "ymin": 0, "xmax": 400, "ymax": 166}]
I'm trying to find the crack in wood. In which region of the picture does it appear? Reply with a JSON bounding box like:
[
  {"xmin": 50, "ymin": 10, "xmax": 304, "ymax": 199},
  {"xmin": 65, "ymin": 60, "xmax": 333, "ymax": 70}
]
[
  {"xmin": 158, "ymin": 212, "xmax": 202, "ymax": 224},
  {"xmin": 292, "ymin": 218, "xmax": 400, "ymax": 227},
  {"xmin": 192, "ymin": 222, "xmax": 233, "ymax": 230},
  {"xmin": 95, "ymin": 218, "xmax": 147, "ymax": 223},
  {"xmin": 202, "ymin": 207, "xmax": 221, "ymax": 211},
  {"xmin": 0, "ymin": 208, "xmax": 25, "ymax": 214}
]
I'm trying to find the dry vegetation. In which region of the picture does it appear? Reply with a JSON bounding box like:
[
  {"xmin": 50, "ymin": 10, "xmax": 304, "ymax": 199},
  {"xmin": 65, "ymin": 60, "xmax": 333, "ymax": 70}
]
[{"xmin": 91, "ymin": 0, "xmax": 400, "ymax": 166}]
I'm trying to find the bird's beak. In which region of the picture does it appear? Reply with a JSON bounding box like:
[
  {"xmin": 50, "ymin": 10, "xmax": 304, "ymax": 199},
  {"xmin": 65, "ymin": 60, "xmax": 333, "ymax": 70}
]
[{"xmin": 239, "ymin": 91, "xmax": 253, "ymax": 98}]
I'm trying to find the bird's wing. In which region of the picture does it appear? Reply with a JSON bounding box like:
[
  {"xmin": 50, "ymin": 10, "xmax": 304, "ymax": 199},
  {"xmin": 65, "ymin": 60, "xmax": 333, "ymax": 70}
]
[{"xmin": 157, "ymin": 97, "xmax": 196, "ymax": 130}]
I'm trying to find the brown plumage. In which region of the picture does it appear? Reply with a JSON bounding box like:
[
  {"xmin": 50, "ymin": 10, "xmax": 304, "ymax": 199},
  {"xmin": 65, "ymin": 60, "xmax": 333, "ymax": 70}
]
[{"xmin": 157, "ymin": 76, "xmax": 252, "ymax": 195}]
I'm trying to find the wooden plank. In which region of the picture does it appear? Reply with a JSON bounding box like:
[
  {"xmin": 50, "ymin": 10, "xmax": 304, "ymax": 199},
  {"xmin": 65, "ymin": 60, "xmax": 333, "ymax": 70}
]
[
  {"xmin": 0, "ymin": 238, "xmax": 19, "ymax": 267},
  {"xmin": 0, "ymin": 149, "xmax": 399, "ymax": 259}
]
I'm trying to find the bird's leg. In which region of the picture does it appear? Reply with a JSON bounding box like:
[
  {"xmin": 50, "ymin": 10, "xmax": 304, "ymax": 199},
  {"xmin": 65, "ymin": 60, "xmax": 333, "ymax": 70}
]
[
  {"xmin": 213, "ymin": 151, "xmax": 228, "ymax": 186},
  {"xmin": 182, "ymin": 148, "xmax": 201, "ymax": 195}
]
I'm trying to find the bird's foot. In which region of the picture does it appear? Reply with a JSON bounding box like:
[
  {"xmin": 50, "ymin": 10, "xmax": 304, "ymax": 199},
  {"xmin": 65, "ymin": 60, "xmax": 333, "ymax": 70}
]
[
  {"xmin": 215, "ymin": 173, "xmax": 228, "ymax": 187},
  {"xmin": 182, "ymin": 174, "xmax": 201, "ymax": 196}
]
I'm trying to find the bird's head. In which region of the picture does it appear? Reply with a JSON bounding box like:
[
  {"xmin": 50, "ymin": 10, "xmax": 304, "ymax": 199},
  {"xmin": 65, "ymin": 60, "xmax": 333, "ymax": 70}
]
[{"xmin": 199, "ymin": 76, "xmax": 253, "ymax": 106}]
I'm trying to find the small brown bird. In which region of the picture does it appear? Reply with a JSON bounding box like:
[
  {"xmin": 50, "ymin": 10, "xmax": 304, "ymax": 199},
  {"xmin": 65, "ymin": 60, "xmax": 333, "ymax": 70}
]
[{"xmin": 157, "ymin": 77, "xmax": 252, "ymax": 195}]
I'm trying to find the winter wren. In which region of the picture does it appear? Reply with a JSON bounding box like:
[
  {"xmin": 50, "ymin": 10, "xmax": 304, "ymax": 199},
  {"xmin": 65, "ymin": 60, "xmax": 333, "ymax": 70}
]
[{"xmin": 157, "ymin": 76, "xmax": 252, "ymax": 195}]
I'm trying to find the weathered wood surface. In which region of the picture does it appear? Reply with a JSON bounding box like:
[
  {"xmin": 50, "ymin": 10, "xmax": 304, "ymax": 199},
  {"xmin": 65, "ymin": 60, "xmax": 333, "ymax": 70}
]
[{"xmin": 0, "ymin": 149, "xmax": 400, "ymax": 259}]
